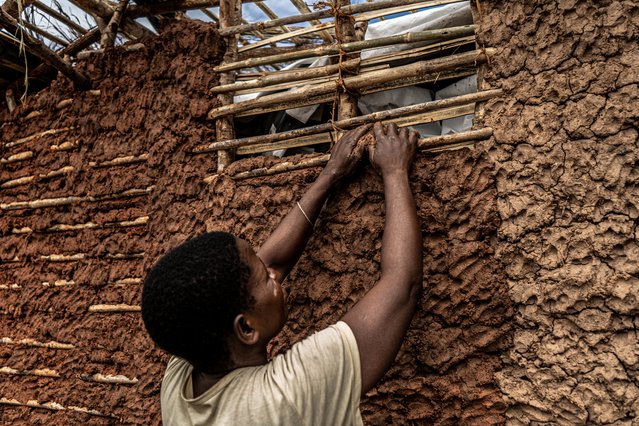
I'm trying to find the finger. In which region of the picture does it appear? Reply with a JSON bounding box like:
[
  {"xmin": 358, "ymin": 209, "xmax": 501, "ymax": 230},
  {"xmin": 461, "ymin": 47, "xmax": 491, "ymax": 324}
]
[
  {"xmin": 409, "ymin": 129, "xmax": 420, "ymax": 146},
  {"xmin": 399, "ymin": 127, "xmax": 409, "ymax": 140},
  {"xmin": 388, "ymin": 122, "xmax": 398, "ymax": 136},
  {"xmin": 343, "ymin": 124, "xmax": 372, "ymax": 146},
  {"xmin": 373, "ymin": 121, "xmax": 385, "ymax": 139}
]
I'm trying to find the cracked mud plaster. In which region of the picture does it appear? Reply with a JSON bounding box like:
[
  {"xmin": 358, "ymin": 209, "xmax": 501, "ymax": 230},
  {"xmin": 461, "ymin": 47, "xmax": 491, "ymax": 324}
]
[
  {"xmin": 475, "ymin": 0, "xmax": 639, "ymax": 424},
  {"xmin": 0, "ymin": 19, "xmax": 514, "ymax": 426}
]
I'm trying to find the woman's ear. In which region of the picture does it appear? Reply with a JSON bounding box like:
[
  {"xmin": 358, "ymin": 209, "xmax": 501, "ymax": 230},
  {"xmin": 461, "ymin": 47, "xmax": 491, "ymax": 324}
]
[{"xmin": 233, "ymin": 314, "xmax": 259, "ymax": 345}]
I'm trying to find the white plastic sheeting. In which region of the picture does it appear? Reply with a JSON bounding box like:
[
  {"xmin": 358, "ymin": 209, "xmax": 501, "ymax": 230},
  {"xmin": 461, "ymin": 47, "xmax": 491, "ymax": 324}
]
[{"xmin": 237, "ymin": 1, "xmax": 476, "ymax": 147}]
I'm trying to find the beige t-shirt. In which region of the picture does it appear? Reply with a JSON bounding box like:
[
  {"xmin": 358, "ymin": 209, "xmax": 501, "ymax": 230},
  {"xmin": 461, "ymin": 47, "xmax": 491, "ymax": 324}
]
[{"xmin": 161, "ymin": 321, "xmax": 363, "ymax": 426}]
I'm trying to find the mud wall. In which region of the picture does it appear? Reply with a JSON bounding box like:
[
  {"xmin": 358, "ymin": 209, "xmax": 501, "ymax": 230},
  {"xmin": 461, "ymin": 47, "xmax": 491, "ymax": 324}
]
[
  {"xmin": 476, "ymin": 1, "xmax": 639, "ymax": 423},
  {"xmin": 0, "ymin": 19, "xmax": 513, "ymax": 425}
]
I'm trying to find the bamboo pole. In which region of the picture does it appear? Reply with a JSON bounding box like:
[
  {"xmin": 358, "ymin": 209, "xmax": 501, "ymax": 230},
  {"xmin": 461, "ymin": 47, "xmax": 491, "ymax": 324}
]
[
  {"xmin": 230, "ymin": 154, "xmax": 330, "ymax": 181},
  {"xmin": 208, "ymin": 49, "xmax": 489, "ymax": 120},
  {"xmin": 236, "ymin": 104, "xmax": 476, "ymax": 155},
  {"xmin": 1, "ymin": 175, "xmax": 35, "ymax": 189},
  {"xmin": 0, "ymin": 398, "xmax": 115, "ymax": 418},
  {"xmin": 198, "ymin": 89, "xmax": 500, "ymax": 153},
  {"xmin": 88, "ymin": 304, "xmax": 141, "ymax": 313},
  {"xmin": 0, "ymin": 366, "xmax": 60, "ymax": 378},
  {"xmin": 11, "ymin": 216, "xmax": 148, "ymax": 234},
  {"xmin": 215, "ymin": 0, "xmax": 241, "ymax": 171},
  {"xmin": 215, "ymin": 25, "xmax": 475, "ymax": 72},
  {"xmin": 210, "ymin": 58, "xmax": 360, "ymax": 94},
  {"xmin": 80, "ymin": 373, "xmax": 139, "ymax": 384},
  {"xmin": 220, "ymin": 0, "xmax": 463, "ymax": 36},
  {"xmin": 38, "ymin": 252, "xmax": 143, "ymax": 262},
  {"xmin": 231, "ymin": 74, "xmax": 345, "ymax": 96},
  {"xmin": 0, "ymin": 10, "xmax": 91, "ymax": 89},
  {"xmin": 0, "ymin": 186, "xmax": 154, "ymax": 211},
  {"xmin": 1, "ymin": 151, "xmax": 33, "ymax": 164},
  {"xmin": 238, "ymin": 0, "xmax": 453, "ymax": 53},
  {"xmin": 89, "ymin": 153, "xmax": 148, "ymax": 168},
  {"xmin": 236, "ymin": 69, "xmax": 475, "ymax": 118},
  {"xmin": 227, "ymin": 128, "xmax": 493, "ymax": 180},
  {"xmin": 417, "ymin": 128, "xmax": 494, "ymax": 149},
  {"xmin": 334, "ymin": 0, "xmax": 361, "ymax": 137},
  {"xmin": 105, "ymin": 252, "xmax": 145, "ymax": 259},
  {"xmin": 40, "ymin": 253, "xmax": 85, "ymax": 262},
  {"xmin": 41, "ymin": 280, "xmax": 75, "ymax": 287},
  {"xmin": 100, "ymin": 0, "xmax": 129, "ymax": 48},
  {"xmin": 0, "ymin": 284, "xmax": 21, "ymax": 290},
  {"xmin": 361, "ymin": 35, "xmax": 475, "ymax": 68},
  {"xmin": 50, "ymin": 140, "xmax": 79, "ymax": 151},
  {"xmin": 0, "ymin": 337, "xmax": 74, "ymax": 349},
  {"xmin": 212, "ymin": 35, "xmax": 474, "ymax": 95}
]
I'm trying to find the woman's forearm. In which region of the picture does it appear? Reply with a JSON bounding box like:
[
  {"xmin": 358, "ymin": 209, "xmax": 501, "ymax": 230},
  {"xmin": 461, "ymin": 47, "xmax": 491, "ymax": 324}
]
[{"xmin": 257, "ymin": 172, "xmax": 336, "ymax": 282}]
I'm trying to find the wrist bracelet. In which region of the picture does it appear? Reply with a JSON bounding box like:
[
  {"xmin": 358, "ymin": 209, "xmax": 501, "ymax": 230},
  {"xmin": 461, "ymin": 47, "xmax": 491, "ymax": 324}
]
[{"xmin": 297, "ymin": 202, "xmax": 313, "ymax": 227}]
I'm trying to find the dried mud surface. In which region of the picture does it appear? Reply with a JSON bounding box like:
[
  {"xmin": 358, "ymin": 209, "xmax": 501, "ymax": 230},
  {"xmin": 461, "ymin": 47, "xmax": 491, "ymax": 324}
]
[
  {"xmin": 476, "ymin": 1, "xmax": 639, "ymax": 424},
  {"xmin": 1, "ymin": 19, "xmax": 511, "ymax": 426}
]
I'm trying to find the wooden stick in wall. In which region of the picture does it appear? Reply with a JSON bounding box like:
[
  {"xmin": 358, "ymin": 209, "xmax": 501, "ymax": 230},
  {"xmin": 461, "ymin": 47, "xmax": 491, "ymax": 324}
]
[
  {"xmin": 334, "ymin": 0, "xmax": 361, "ymax": 134},
  {"xmin": 0, "ymin": 397, "xmax": 115, "ymax": 418},
  {"xmin": 215, "ymin": 0, "xmax": 241, "ymax": 171},
  {"xmin": 88, "ymin": 304, "xmax": 141, "ymax": 313},
  {"xmin": 227, "ymin": 128, "xmax": 494, "ymax": 180},
  {"xmin": 207, "ymin": 50, "xmax": 491, "ymax": 120},
  {"xmin": 199, "ymin": 89, "xmax": 501, "ymax": 153},
  {"xmin": 0, "ymin": 186, "xmax": 153, "ymax": 211},
  {"xmin": 214, "ymin": 25, "xmax": 475, "ymax": 72},
  {"xmin": 220, "ymin": 0, "xmax": 464, "ymax": 36}
]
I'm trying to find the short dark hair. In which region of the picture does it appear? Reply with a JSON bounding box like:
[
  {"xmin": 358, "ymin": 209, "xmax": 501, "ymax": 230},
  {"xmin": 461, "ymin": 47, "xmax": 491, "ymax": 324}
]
[{"xmin": 141, "ymin": 232, "xmax": 252, "ymax": 372}]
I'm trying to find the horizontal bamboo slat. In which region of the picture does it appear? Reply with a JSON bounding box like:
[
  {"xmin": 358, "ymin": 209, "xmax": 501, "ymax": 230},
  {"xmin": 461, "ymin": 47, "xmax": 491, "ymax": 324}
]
[
  {"xmin": 0, "ymin": 366, "xmax": 60, "ymax": 378},
  {"xmin": 11, "ymin": 216, "xmax": 149, "ymax": 234},
  {"xmin": 215, "ymin": 35, "xmax": 475, "ymax": 95},
  {"xmin": 2, "ymin": 127, "xmax": 73, "ymax": 149},
  {"xmin": 89, "ymin": 153, "xmax": 149, "ymax": 168},
  {"xmin": 0, "ymin": 397, "xmax": 116, "ymax": 418},
  {"xmin": 41, "ymin": 280, "xmax": 76, "ymax": 287},
  {"xmin": 0, "ymin": 186, "xmax": 154, "ymax": 211},
  {"xmin": 0, "ymin": 337, "xmax": 75, "ymax": 349},
  {"xmin": 88, "ymin": 304, "xmax": 141, "ymax": 313},
  {"xmin": 0, "ymin": 284, "xmax": 21, "ymax": 290},
  {"xmin": 219, "ymin": 0, "xmax": 464, "ymax": 36},
  {"xmin": 208, "ymin": 49, "xmax": 489, "ymax": 120},
  {"xmin": 50, "ymin": 140, "xmax": 80, "ymax": 151},
  {"xmin": 199, "ymin": 89, "xmax": 501, "ymax": 153},
  {"xmin": 236, "ymin": 104, "xmax": 476, "ymax": 155},
  {"xmin": 80, "ymin": 373, "xmax": 139, "ymax": 385},
  {"xmin": 214, "ymin": 25, "xmax": 475, "ymax": 72},
  {"xmin": 221, "ymin": 128, "xmax": 494, "ymax": 180},
  {"xmin": 239, "ymin": 0, "xmax": 462, "ymax": 53},
  {"xmin": 1, "ymin": 151, "xmax": 33, "ymax": 164},
  {"xmin": 1, "ymin": 166, "xmax": 75, "ymax": 190}
]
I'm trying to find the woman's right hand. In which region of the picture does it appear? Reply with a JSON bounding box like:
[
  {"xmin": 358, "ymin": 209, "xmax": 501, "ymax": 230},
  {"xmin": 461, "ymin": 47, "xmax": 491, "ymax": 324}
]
[{"xmin": 370, "ymin": 122, "xmax": 419, "ymax": 176}]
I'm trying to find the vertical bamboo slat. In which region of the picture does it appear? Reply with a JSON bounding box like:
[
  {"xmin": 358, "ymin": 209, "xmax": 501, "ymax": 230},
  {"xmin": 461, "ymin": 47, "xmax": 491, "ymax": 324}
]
[
  {"xmin": 335, "ymin": 0, "xmax": 361, "ymax": 138},
  {"xmin": 215, "ymin": 0, "xmax": 242, "ymax": 171}
]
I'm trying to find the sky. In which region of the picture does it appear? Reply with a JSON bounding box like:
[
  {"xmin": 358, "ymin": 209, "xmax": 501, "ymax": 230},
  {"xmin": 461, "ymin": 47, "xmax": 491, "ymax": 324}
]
[{"xmin": 26, "ymin": 0, "xmax": 371, "ymax": 49}]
